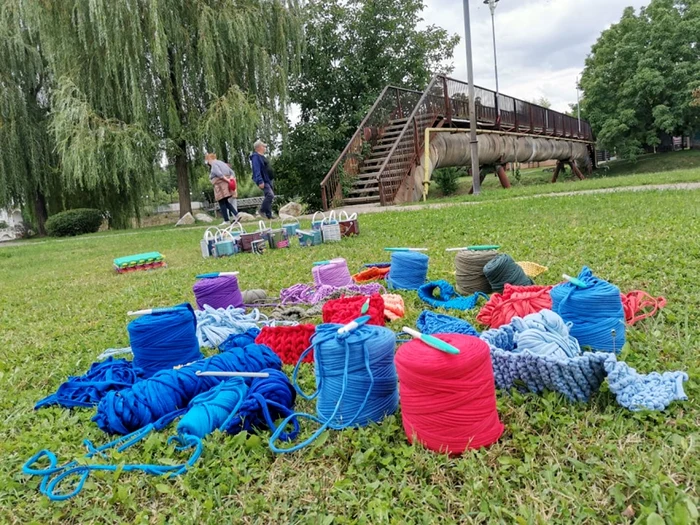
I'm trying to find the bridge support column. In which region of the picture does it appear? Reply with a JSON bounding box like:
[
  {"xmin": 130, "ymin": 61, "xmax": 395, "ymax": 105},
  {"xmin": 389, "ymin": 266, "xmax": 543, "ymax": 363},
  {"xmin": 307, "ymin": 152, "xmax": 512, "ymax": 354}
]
[
  {"xmin": 551, "ymin": 160, "xmax": 565, "ymax": 183},
  {"xmin": 568, "ymin": 161, "xmax": 586, "ymax": 180},
  {"xmin": 495, "ymin": 164, "xmax": 511, "ymax": 189}
]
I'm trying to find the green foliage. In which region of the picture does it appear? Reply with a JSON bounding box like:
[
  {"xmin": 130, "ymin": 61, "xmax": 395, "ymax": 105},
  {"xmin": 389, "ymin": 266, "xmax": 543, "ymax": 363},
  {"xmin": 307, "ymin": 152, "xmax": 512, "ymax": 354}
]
[
  {"xmin": 531, "ymin": 97, "xmax": 552, "ymax": 109},
  {"xmin": 433, "ymin": 167, "xmax": 462, "ymax": 195},
  {"xmin": 45, "ymin": 208, "xmax": 103, "ymax": 237},
  {"xmin": 0, "ymin": 221, "xmax": 8, "ymax": 229},
  {"xmin": 581, "ymin": 0, "xmax": 700, "ymax": 159}
]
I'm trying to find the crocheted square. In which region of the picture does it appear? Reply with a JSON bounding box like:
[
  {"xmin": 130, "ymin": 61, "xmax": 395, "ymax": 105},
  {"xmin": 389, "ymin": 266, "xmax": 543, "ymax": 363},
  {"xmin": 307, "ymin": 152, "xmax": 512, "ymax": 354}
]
[
  {"xmin": 255, "ymin": 325, "xmax": 316, "ymax": 365},
  {"xmin": 322, "ymin": 294, "xmax": 385, "ymax": 326}
]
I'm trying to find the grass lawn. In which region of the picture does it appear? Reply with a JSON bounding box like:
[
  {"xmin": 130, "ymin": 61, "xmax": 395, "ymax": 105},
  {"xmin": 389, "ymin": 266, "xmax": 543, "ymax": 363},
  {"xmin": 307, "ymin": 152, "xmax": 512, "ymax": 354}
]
[{"xmin": 1, "ymin": 189, "xmax": 699, "ymax": 524}]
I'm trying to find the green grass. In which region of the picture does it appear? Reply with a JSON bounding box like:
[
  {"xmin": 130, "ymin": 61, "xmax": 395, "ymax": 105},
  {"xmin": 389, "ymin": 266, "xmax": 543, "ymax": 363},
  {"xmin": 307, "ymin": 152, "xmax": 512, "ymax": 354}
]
[{"xmin": 1, "ymin": 189, "xmax": 699, "ymax": 524}]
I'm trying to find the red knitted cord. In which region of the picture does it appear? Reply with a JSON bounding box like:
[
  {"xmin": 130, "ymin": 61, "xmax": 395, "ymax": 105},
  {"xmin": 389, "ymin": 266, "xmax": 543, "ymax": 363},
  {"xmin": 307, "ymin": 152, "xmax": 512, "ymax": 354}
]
[
  {"xmin": 322, "ymin": 294, "xmax": 385, "ymax": 326},
  {"xmin": 395, "ymin": 334, "xmax": 504, "ymax": 455},
  {"xmin": 621, "ymin": 290, "xmax": 667, "ymax": 325},
  {"xmin": 476, "ymin": 284, "xmax": 553, "ymax": 329},
  {"xmin": 255, "ymin": 325, "xmax": 316, "ymax": 365}
]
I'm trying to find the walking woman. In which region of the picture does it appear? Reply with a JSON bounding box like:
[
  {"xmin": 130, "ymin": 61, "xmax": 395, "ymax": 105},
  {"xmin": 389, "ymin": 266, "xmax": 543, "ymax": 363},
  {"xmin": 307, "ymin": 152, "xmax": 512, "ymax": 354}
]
[{"xmin": 205, "ymin": 153, "xmax": 239, "ymax": 225}]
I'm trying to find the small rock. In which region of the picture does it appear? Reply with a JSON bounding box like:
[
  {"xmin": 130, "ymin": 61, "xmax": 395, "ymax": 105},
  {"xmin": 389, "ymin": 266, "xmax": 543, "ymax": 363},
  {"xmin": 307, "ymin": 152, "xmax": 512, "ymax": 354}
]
[
  {"xmin": 621, "ymin": 506, "xmax": 635, "ymax": 519},
  {"xmin": 195, "ymin": 213, "xmax": 214, "ymax": 223},
  {"xmin": 237, "ymin": 212, "xmax": 256, "ymax": 222},
  {"xmin": 279, "ymin": 201, "xmax": 303, "ymax": 217},
  {"xmin": 175, "ymin": 212, "xmax": 195, "ymax": 226}
]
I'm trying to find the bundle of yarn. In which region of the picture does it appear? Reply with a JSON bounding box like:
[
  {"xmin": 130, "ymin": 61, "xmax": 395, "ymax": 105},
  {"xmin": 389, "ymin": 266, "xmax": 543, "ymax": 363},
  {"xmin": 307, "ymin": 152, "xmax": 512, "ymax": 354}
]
[
  {"xmin": 195, "ymin": 306, "xmax": 277, "ymax": 348},
  {"xmin": 395, "ymin": 333, "xmax": 504, "ymax": 455},
  {"xmin": 93, "ymin": 344, "xmax": 281, "ymax": 435},
  {"xmin": 387, "ymin": 251, "xmax": 429, "ymax": 291},
  {"xmin": 551, "ymin": 266, "xmax": 626, "ymax": 353},
  {"xmin": 128, "ymin": 303, "xmax": 202, "ymax": 378},
  {"xmin": 454, "ymin": 249, "xmax": 498, "ymax": 295},
  {"xmin": 416, "ymin": 311, "xmax": 479, "ymax": 337},
  {"xmin": 353, "ymin": 266, "xmax": 391, "ymax": 283},
  {"xmin": 255, "ymin": 324, "xmax": 316, "ymax": 364},
  {"xmin": 312, "ymin": 258, "xmax": 354, "ymax": 288},
  {"xmin": 382, "ymin": 294, "xmax": 405, "ymax": 321},
  {"xmin": 193, "ymin": 275, "xmax": 244, "ymax": 310},
  {"xmin": 476, "ymin": 284, "xmax": 553, "ymax": 329},
  {"xmin": 219, "ymin": 328, "xmax": 260, "ymax": 351},
  {"xmin": 322, "ymin": 294, "xmax": 385, "ymax": 326},
  {"xmin": 418, "ymin": 280, "xmax": 488, "ymax": 311},
  {"xmin": 269, "ymin": 323, "xmax": 398, "ymax": 453},
  {"xmin": 482, "ymin": 254, "xmax": 534, "ymax": 293},
  {"xmin": 280, "ymin": 283, "xmax": 384, "ymax": 305},
  {"xmin": 241, "ymin": 289, "xmax": 270, "ymax": 306},
  {"xmin": 621, "ymin": 290, "xmax": 667, "ymax": 325}
]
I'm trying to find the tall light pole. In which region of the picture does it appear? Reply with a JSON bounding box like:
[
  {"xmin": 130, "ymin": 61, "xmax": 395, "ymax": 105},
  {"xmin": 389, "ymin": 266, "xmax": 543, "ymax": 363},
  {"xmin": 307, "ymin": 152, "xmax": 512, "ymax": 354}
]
[
  {"xmin": 463, "ymin": 0, "xmax": 481, "ymax": 194},
  {"xmin": 576, "ymin": 75, "xmax": 582, "ymax": 134},
  {"xmin": 483, "ymin": 0, "xmax": 500, "ymax": 98}
]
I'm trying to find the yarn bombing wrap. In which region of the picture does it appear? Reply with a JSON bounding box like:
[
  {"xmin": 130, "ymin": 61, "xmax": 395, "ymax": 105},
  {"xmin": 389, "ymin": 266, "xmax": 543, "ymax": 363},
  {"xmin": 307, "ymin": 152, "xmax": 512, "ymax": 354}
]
[
  {"xmin": 322, "ymin": 294, "xmax": 385, "ymax": 326},
  {"xmin": 482, "ymin": 254, "xmax": 534, "ymax": 293},
  {"xmin": 269, "ymin": 323, "xmax": 398, "ymax": 453},
  {"xmin": 395, "ymin": 333, "xmax": 504, "ymax": 455},
  {"xmin": 418, "ymin": 280, "xmax": 488, "ymax": 311},
  {"xmin": 387, "ymin": 251, "xmax": 429, "ymax": 291},
  {"xmin": 280, "ymin": 283, "xmax": 385, "ymax": 305},
  {"xmin": 550, "ymin": 266, "xmax": 626, "ymax": 353},
  {"xmin": 128, "ymin": 303, "xmax": 202, "ymax": 378},
  {"xmin": 255, "ymin": 325, "xmax": 316, "ymax": 364},
  {"xmin": 193, "ymin": 275, "xmax": 244, "ymax": 310},
  {"xmin": 312, "ymin": 258, "xmax": 353, "ymax": 287},
  {"xmin": 476, "ymin": 284, "xmax": 553, "ymax": 329},
  {"xmin": 416, "ymin": 311, "xmax": 479, "ymax": 337}
]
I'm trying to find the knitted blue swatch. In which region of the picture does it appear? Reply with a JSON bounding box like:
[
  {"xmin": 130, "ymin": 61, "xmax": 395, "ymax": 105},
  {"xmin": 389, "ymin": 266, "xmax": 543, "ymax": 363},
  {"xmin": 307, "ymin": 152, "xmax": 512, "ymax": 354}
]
[
  {"xmin": 604, "ymin": 360, "xmax": 688, "ymax": 411},
  {"xmin": 416, "ymin": 310, "xmax": 479, "ymax": 336},
  {"xmin": 418, "ymin": 280, "xmax": 489, "ymax": 311}
]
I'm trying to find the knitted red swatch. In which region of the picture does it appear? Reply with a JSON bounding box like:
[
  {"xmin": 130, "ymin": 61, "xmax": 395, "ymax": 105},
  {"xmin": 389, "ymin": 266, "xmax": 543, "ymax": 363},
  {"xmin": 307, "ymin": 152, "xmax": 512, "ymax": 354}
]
[
  {"xmin": 322, "ymin": 294, "xmax": 385, "ymax": 326},
  {"xmin": 255, "ymin": 325, "xmax": 316, "ymax": 365},
  {"xmin": 476, "ymin": 284, "xmax": 553, "ymax": 329}
]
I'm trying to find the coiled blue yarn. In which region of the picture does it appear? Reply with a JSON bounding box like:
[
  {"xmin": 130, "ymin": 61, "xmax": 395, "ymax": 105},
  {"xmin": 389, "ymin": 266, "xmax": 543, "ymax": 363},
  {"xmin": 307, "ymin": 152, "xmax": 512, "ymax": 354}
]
[
  {"xmin": 550, "ymin": 266, "xmax": 626, "ymax": 353},
  {"xmin": 418, "ymin": 280, "xmax": 488, "ymax": 311},
  {"xmin": 416, "ymin": 310, "xmax": 479, "ymax": 336},
  {"xmin": 269, "ymin": 323, "xmax": 398, "ymax": 453},
  {"xmin": 128, "ymin": 303, "xmax": 202, "ymax": 377},
  {"xmin": 219, "ymin": 328, "xmax": 261, "ymax": 350},
  {"xmin": 387, "ymin": 251, "xmax": 429, "ymax": 291},
  {"xmin": 93, "ymin": 344, "xmax": 281, "ymax": 435}
]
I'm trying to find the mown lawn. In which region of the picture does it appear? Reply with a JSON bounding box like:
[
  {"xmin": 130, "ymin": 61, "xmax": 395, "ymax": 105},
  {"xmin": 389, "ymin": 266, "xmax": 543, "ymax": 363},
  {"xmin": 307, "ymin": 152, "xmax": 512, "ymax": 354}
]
[{"xmin": 1, "ymin": 188, "xmax": 698, "ymax": 524}]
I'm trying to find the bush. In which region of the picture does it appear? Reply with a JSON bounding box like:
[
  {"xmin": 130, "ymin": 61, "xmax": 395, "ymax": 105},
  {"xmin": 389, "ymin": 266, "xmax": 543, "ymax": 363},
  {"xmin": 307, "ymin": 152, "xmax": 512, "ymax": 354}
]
[
  {"xmin": 433, "ymin": 167, "xmax": 462, "ymax": 196},
  {"xmin": 45, "ymin": 208, "xmax": 104, "ymax": 237}
]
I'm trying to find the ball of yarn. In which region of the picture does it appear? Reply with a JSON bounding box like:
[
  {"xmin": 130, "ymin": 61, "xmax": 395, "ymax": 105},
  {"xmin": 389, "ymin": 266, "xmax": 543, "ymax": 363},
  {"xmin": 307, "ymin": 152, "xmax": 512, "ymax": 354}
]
[
  {"xmin": 312, "ymin": 258, "xmax": 353, "ymax": 288},
  {"xmin": 193, "ymin": 276, "xmax": 244, "ymax": 310},
  {"xmin": 454, "ymin": 250, "xmax": 498, "ymax": 295},
  {"xmin": 387, "ymin": 251, "xmax": 429, "ymax": 290},
  {"xmin": 550, "ymin": 266, "xmax": 626, "ymax": 353},
  {"xmin": 219, "ymin": 328, "xmax": 261, "ymax": 350},
  {"xmin": 241, "ymin": 289, "xmax": 268, "ymax": 305},
  {"xmin": 128, "ymin": 303, "xmax": 202, "ymax": 378},
  {"xmin": 322, "ymin": 294, "xmax": 385, "ymax": 326},
  {"xmin": 395, "ymin": 334, "xmax": 504, "ymax": 455},
  {"xmin": 177, "ymin": 378, "xmax": 248, "ymax": 439},
  {"xmin": 255, "ymin": 325, "xmax": 316, "ymax": 364},
  {"xmin": 476, "ymin": 284, "xmax": 553, "ymax": 329},
  {"xmin": 482, "ymin": 254, "xmax": 534, "ymax": 293}
]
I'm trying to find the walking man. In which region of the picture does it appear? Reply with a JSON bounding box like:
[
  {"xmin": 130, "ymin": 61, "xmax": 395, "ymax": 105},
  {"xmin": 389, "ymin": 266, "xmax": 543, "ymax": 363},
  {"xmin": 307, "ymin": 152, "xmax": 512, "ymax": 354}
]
[{"xmin": 250, "ymin": 140, "xmax": 274, "ymax": 219}]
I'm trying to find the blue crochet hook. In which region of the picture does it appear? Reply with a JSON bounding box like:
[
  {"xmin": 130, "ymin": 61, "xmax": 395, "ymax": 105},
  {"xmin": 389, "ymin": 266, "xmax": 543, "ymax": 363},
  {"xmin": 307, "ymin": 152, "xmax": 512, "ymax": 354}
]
[
  {"xmin": 195, "ymin": 271, "xmax": 239, "ymax": 279},
  {"xmin": 563, "ymin": 274, "xmax": 588, "ymax": 289},
  {"xmin": 402, "ymin": 327, "xmax": 460, "ymax": 355},
  {"xmin": 384, "ymin": 247, "xmax": 428, "ymax": 252},
  {"xmin": 337, "ymin": 315, "xmax": 371, "ymax": 335},
  {"xmin": 313, "ymin": 261, "xmax": 331, "ymax": 266}
]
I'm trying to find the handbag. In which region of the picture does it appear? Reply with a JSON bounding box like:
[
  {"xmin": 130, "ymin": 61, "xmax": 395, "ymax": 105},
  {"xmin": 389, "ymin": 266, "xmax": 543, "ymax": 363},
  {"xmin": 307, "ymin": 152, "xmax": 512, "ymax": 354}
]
[
  {"xmin": 338, "ymin": 211, "xmax": 360, "ymax": 237},
  {"xmin": 297, "ymin": 229, "xmax": 322, "ymax": 247},
  {"xmin": 239, "ymin": 223, "xmax": 263, "ymax": 253},
  {"xmin": 214, "ymin": 230, "xmax": 236, "ymax": 257},
  {"xmin": 200, "ymin": 227, "xmax": 221, "ymax": 258},
  {"xmin": 282, "ymin": 217, "xmax": 300, "ymax": 238},
  {"xmin": 311, "ymin": 211, "xmax": 326, "ymax": 232},
  {"xmin": 228, "ymin": 178, "xmax": 237, "ymax": 192},
  {"xmin": 320, "ymin": 211, "xmax": 342, "ymax": 243}
]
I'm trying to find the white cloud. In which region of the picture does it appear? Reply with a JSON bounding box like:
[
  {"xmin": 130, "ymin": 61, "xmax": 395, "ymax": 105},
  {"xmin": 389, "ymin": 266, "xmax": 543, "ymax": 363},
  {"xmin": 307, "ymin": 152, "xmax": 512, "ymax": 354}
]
[{"xmin": 422, "ymin": 0, "xmax": 649, "ymax": 111}]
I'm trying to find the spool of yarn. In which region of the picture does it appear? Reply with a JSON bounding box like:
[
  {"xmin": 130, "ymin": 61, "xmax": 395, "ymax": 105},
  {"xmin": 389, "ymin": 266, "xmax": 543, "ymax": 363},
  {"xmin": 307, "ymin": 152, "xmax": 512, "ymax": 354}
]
[
  {"xmin": 482, "ymin": 254, "xmax": 534, "ymax": 293},
  {"xmin": 454, "ymin": 250, "xmax": 499, "ymax": 295},
  {"xmin": 387, "ymin": 251, "xmax": 429, "ymax": 290},
  {"xmin": 128, "ymin": 303, "xmax": 202, "ymax": 378},
  {"xmin": 550, "ymin": 266, "xmax": 626, "ymax": 353},
  {"xmin": 395, "ymin": 333, "xmax": 504, "ymax": 455},
  {"xmin": 93, "ymin": 344, "xmax": 282, "ymax": 435},
  {"xmin": 241, "ymin": 289, "xmax": 268, "ymax": 305},
  {"xmin": 193, "ymin": 276, "xmax": 244, "ymax": 310},
  {"xmin": 312, "ymin": 258, "xmax": 353, "ymax": 287},
  {"xmin": 269, "ymin": 323, "xmax": 398, "ymax": 453}
]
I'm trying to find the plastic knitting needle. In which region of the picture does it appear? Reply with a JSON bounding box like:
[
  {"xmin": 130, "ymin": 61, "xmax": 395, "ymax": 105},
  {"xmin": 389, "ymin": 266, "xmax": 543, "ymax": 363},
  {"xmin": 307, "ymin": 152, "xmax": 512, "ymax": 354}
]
[
  {"xmin": 562, "ymin": 274, "xmax": 588, "ymax": 288},
  {"xmin": 445, "ymin": 245, "xmax": 500, "ymax": 252},
  {"xmin": 384, "ymin": 247, "xmax": 428, "ymax": 252},
  {"xmin": 337, "ymin": 315, "xmax": 371, "ymax": 335},
  {"xmin": 402, "ymin": 327, "xmax": 460, "ymax": 355},
  {"xmin": 195, "ymin": 271, "xmax": 239, "ymax": 279},
  {"xmin": 196, "ymin": 371, "xmax": 270, "ymax": 378}
]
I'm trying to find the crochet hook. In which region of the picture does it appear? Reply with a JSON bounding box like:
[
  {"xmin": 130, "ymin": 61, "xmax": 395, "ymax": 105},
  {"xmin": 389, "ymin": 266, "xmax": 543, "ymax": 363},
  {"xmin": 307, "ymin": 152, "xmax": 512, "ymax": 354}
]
[
  {"xmin": 562, "ymin": 274, "xmax": 588, "ymax": 288},
  {"xmin": 360, "ymin": 297, "xmax": 370, "ymax": 314},
  {"xmin": 313, "ymin": 261, "xmax": 331, "ymax": 266},
  {"xmin": 127, "ymin": 306, "xmax": 179, "ymax": 317},
  {"xmin": 402, "ymin": 327, "xmax": 460, "ymax": 355},
  {"xmin": 195, "ymin": 371, "xmax": 270, "ymax": 378},
  {"xmin": 337, "ymin": 315, "xmax": 371, "ymax": 335},
  {"xmin": 384, "ymin": 247, "xmax": 428, "ymax": 252},
  {"xmin": 445, "ymin": 245, "xmax": 500, "ymax": 252},
  {"xmin": 195, "ymin": 271, "xmax": 239, "ymax": 279}
]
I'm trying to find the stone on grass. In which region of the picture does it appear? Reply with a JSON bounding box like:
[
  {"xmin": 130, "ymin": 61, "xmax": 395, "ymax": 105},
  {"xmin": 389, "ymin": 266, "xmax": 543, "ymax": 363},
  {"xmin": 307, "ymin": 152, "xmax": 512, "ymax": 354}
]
[
  {"xmin": 175, "ymin": 212, "xmax": 195, "ymax": 226},
  {"xmin": 279, "ymin": 202, "xmax": 303, "ymax": 217},
  {"xmin": 237, "ymin": 212, "xmax": 256, "ymax": 222},
  {"xmin": 195, "ymin": 213, "xmax": 214, "ymax": 223}
]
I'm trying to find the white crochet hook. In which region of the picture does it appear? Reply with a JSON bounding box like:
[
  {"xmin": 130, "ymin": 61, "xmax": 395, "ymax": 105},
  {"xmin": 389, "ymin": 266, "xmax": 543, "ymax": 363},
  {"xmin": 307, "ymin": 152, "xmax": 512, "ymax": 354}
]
[
  {"xmin": 127, "ymin": 306, "xmax": 178, "ymax": 317},
  {"xmin": 195, "ymin": 371, "xmax": 270, "ymax": 378},
  {"xmin": 195, "ymin": 271, "xmax": 239, "ymax": 279},
  {"xmin": 384, "ymin": 247, "xmax": 428, "ymax": 252},
  {"xmin": 337, "ymin": 315, "xmax": 371, "ymax": 335}
]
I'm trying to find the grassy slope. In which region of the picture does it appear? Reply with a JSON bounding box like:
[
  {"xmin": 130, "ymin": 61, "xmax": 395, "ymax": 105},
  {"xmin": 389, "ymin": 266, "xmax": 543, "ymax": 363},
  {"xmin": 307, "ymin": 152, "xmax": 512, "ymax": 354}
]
[{"xmin": 1, "ymin": 189, "xmax": 699, "ymax": 524}]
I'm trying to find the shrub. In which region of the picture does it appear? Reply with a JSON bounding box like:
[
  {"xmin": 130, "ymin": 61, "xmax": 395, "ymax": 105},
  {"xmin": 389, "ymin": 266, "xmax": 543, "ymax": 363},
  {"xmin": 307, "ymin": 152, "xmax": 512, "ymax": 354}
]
[
  {"xmin": 45, "ymin": 208, "xmax": 104, "ymax": 237},
  {"xmin": 0, "ymin": 221, "xmax": 8, "ymax": 229},
  {"xmin": 433, "ymin": 167, "xmax": 462, "ymax": 196}
]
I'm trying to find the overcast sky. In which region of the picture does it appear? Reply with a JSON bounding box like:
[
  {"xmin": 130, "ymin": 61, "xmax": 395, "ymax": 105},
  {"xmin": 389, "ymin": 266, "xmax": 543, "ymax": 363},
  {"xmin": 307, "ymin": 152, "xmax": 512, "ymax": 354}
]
[{"xmin": 422, "ymin": 0, "xmax": 649, "ymax": 112}]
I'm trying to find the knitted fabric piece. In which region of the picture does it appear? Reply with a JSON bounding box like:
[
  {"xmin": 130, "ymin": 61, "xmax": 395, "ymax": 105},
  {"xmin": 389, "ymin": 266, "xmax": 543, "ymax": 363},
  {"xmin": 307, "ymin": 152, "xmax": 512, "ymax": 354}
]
[
  {"xmin": 416, "ymin": 311, "xmax": 479, "ymax": 337},
  {"xmin": 382, "ymin": 294, "xmax": 405, "ymax": 321},
  {"xmin": 418, "ymin": 280, "xmax": 488, "ymax": 311},
  {"xmin": 256, "ymin": 325, "xmax": 316, "ymax": 365},
  {"xmin": 322, "ymin": 294, "xmax": 385, "ymax": 326},
  {"xmin": 353, "ymin": 267, "xmax": 391, "ymax": 283},
  {"xmin": 604, "ymin": 359, "xmax": 688, "ymax": 411},
  {"xmin": 476, "ymin": 284, "xmax": 553, "ymax": 329}
]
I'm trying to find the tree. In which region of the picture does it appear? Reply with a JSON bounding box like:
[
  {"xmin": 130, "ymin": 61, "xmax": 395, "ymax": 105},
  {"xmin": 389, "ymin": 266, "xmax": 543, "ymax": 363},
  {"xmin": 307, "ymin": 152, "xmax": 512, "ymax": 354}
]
[
  {"xmin": 531, "ymin": 97, "xmax": 552, "ymax": 109},
  {"xmin": 581, "ymin": 0, "xmax": 700, "ymax": 159},
  {"xmin": 19, "ymin": 0, "xmax": 303, "ymax": 226}
]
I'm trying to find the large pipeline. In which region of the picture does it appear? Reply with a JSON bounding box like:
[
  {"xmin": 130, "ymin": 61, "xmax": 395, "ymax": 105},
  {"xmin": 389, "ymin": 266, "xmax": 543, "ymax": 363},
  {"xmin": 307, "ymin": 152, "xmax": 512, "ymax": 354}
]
[{"xmin": 394, "ymin": 133, "xmax": 590, "ymax": 203}]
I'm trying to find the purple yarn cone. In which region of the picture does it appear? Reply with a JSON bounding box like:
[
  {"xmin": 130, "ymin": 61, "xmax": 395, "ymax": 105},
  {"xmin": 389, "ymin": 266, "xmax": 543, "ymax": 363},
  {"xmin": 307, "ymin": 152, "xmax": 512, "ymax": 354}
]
[{"xmin": 193, "ymin": 276, "xmax": 244, "ymax": 310}]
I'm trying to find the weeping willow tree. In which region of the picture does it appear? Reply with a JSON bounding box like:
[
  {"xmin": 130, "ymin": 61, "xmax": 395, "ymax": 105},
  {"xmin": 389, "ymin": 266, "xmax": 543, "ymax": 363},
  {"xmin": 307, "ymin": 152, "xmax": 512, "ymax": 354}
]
[{"xmin": 24, "ymin": 0, "xmax": 303, "ymax": 226}]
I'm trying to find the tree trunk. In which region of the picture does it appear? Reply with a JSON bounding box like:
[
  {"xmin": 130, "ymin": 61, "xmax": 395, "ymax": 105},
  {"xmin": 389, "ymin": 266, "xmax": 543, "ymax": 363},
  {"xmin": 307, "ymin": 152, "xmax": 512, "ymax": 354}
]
[
  {"xmin": 176, "ymin": 141, "xmax": 192, "ymax": 218},
  {"xmin": 34, "ymin": 189, "xmax": 48, "ymax": 236}
]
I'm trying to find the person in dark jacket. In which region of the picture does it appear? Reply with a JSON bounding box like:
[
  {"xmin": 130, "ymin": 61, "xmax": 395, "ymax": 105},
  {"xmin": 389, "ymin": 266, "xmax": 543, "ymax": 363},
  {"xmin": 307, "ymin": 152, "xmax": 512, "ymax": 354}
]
[{"xmin": 250, "ymin": 140, "xmax": 274, "ymax": 219}]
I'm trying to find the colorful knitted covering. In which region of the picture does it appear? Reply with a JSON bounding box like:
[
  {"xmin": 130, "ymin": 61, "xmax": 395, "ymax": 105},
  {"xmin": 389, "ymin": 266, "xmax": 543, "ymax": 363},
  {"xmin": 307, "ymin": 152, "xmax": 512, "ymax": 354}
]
[
  {"xmin": 382, "ymin": 294, "xmax": 405, "ymax": 321},
  {"xmin": 476, "ymin": 284, "xmax": 553, "ymax": 329},
  {"xmin": 604, "ymin": 359, "xmax": 688, "ymax": 411},
  {"xmin": 322, "ymin": 294, "xmax": 385, "ymax": 326},
  {"xmin": 255, "ymin": 325, "xmax": 316, "ymax": 365},
  {"xmin": 352, "ymin": 266, "xmax": 391, "ymax": 283},
  {"xmin": 418, "ymin": 280, "xmax": 488, "ymax": 311},
  {"xmin": 280, "ymin": 283, "xmax": 385, "ymax": 305},
  {"xmin": 416, "ymin": 310, "xmax": 479, "ymax": 337}
]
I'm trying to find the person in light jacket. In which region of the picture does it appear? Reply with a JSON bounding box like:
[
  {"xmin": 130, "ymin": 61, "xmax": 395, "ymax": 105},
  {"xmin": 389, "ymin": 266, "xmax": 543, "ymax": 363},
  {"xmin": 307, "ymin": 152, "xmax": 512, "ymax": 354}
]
[
  {"xmin": 205, "ymin": 153, "xmax": 238, "ymax": 225},
  {"xmin": 250, "ymin": 140, "xmax": 274, "ymax": 219}
]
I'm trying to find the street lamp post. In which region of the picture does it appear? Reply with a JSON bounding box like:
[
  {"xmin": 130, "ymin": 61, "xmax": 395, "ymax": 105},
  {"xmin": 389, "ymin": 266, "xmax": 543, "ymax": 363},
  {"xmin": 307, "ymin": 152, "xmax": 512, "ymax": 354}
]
[
  {"xmin": 483, "ymin": 0, "xmax": 500, "ymax": 98},
  {"xmin": 576, "ymin": 76, "xmax": 582, "ymax": 134},
  {"xmin": 463, "ymin": 0, "xmax": 481, "ymax": 195}
]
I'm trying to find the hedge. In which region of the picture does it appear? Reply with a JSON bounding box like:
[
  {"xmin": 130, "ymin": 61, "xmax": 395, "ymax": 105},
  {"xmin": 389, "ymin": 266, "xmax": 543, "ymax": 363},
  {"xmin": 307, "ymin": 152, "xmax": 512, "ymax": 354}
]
[{"xmin": 45, "ymin": 208, "xmax": 104, "ymax": 237}]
